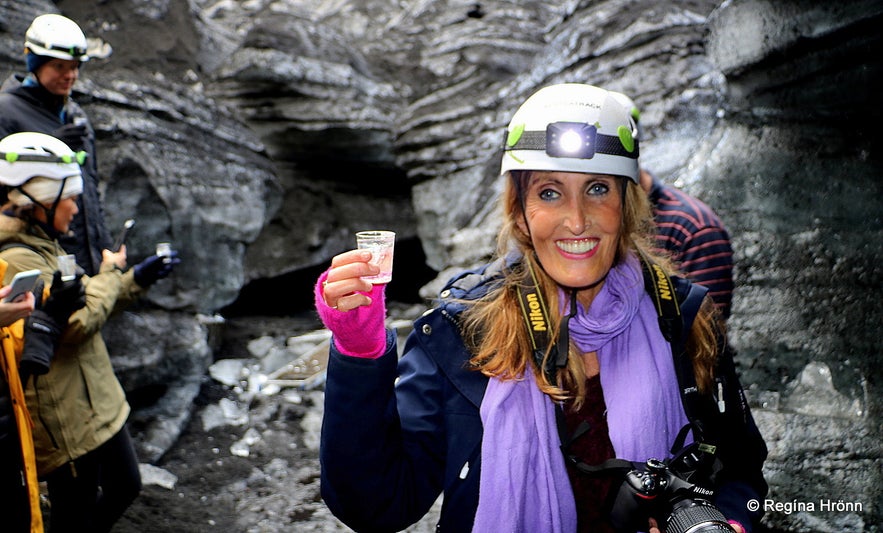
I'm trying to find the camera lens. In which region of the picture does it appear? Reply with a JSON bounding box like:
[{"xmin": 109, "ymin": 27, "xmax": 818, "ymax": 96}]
[{"xmin": 666, "ymin": 499, "xmax": 735, "ymax": 533}]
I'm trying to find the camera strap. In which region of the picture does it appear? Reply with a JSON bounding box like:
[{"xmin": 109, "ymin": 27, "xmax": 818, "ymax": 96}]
[
  {"xmin": 636, "ymin": 248, "xmax": 682, "ymax": 343},
  {"xmin": 514, "ymin": 258, "xmax": 572, "ymax": 387}
]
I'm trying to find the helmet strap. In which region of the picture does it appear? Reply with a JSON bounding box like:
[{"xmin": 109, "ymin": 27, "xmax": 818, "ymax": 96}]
[
  {"xmin": 556, "ymin": 288, "xmax": 579, "ymax": 377},
  {"xmin": 14, "ymin": 177, "xmax": 67, "ymax": 238}
]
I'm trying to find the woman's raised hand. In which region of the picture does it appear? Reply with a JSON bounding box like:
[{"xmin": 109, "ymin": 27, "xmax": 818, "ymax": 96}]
[
  {"xmin": 314, "ymin": 249, "xmax": 388, "ymax": 359},
  {"xmin": 320, "ymin": 249, "xmax": 380, "ymax": 312}
]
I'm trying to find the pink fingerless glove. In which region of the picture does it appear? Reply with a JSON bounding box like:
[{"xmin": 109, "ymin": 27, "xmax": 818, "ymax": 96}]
[{"xmin": 314, "ymin": 270, "xmax": 388, "ymax": 358}]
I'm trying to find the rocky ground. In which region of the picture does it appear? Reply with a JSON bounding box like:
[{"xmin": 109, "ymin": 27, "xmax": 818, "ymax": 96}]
[
  {"xmin": 117, "ymin": 381, "xmax": 339, "ymax": 532},
  {"xmin": 113, "ymin": 310, "xmax": 438, "ymax": 533},
  {"xmin": 112, "ymin": 313, "xmax": 344, "ymax": 532}
]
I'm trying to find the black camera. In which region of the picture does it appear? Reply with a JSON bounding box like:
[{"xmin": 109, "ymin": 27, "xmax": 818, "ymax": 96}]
[{"xmin": 607, "ymin": 457, "xmax": 734, "ymax": 533}]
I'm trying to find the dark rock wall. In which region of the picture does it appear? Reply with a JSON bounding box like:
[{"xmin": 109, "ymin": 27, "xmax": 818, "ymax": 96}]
[
  {"xmin": 1, "ymin": 0, "xmax": 880, "ymax": 530},
  {"xmin": 700, "ymin": 4, "xmax": 882, "ymax": 531}
]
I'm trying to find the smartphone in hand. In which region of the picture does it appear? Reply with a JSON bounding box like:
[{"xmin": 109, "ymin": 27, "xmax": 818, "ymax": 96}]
[{"xmin": 3, "ymin": 269, "xmax": 41, "ymax": 303}]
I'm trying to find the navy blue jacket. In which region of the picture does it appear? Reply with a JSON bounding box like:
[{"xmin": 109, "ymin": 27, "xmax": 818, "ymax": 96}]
[
  {"xmin": 0, "ymin": 74, "xmax": 112, "ymax": 276},
  {"xmin": 320, "ymin": 262, "xmax": 767, "ymax": 532}
]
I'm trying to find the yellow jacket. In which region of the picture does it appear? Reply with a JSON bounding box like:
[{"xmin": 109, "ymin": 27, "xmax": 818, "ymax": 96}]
[{"xmin": 0, "ymin": 258, "xmax": 43, "ymax": 532}]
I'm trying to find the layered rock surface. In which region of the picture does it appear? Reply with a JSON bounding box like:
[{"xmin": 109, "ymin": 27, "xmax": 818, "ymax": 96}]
[{"xmin": 1, "ymin": 0, "xmax": 880, "ymax": 530}]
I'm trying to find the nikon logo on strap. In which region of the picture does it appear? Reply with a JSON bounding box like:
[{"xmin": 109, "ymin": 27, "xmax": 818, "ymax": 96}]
[
  {"xmin": 525, "ymin": 293, "xmax": 548, "ymax": 332},
  {"xmin": 515, "ymin": 259, "xmax": 560, "ymax": 384},
  {"xmin": 516, "ymin": 260, "xmax": 553, "ymax": 354},
  {"xmin": 651, "ymin": 263, "xmax": 673, "ymax": 301}
]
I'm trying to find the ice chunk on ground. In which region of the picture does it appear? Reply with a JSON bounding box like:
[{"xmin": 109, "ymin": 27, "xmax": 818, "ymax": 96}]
[
  {"xmin": 201, "ymin": 397, "xmax": 249, "ymax": 431},
  {"xmin": 140, "ymin": 463, "xmax": 178, "ymax": 490}
]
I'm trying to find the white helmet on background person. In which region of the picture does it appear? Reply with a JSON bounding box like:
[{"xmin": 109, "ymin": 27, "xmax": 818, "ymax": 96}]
[
  {"xmin": 0, "ymin": 132, "xmax": 84, "ymax": 207},
  {"xmin": 501, "ymin": 83, "xmax": 639, "ymax": 183},
  {"xmin": 609, "ymin": 90, "xmax": 642, "ymax": 141},
  {"xmin": 25, "ymin": 14, "xmax": 89, "ymax": 62}
]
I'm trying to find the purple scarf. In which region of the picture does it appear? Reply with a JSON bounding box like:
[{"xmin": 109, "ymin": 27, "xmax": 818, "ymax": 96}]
[
  {"xmin": 567, "ymin": 253, "xmax": 689, "ymax": 461},
  {"xmin": 474, "ymin": 371, "xmax": 577, "ymax": 533}
]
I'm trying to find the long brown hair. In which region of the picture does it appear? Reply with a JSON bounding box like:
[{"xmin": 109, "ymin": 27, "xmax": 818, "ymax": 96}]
[{"xmin": 460, "ymin": 170, "xmax": 721, "ymax": 409}]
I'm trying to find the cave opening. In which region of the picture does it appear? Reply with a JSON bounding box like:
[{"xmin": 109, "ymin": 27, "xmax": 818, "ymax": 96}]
[{"xmin": 220, "ymin": 235, "xmax": 438, "ymax": 318}]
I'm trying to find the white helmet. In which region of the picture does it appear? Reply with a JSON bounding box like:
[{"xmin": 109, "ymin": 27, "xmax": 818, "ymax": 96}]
[
  {"xmin": 25, "ymin": 14, "xmax": 89, "ymax": 62},
  {"xmin": 501, "ymin": 83, "xmax": 639, "ymax": 183},
  {"xmin": 0, "ymin": 132, "xmax": 84, "ymax": 207},
  {"xmin": 609, "ymin": 91, "xmax": 642, "ymax": 141}
]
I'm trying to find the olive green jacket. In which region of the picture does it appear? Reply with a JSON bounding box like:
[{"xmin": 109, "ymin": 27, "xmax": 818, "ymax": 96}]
[{"xmin": 0, "ymin": 214, "xmax": 143, "ymax": 476}]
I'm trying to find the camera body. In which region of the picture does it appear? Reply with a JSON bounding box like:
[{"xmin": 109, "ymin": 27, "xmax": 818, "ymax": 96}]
[{"xmin": 608, "ymin": 457, "xmax": 734, "ymax": 533}]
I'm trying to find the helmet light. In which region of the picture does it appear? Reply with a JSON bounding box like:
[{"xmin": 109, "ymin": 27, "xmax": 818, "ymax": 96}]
[
  {"xmin": 26, "ymin": 40, "xmax": 88, "ymax": 59},
  {"xmin": 546, "ymin": 122, "xmax": 596, "ymax": 159}
]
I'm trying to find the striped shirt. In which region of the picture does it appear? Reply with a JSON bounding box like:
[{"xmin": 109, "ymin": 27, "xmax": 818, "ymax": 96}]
[{"xmin": 648, "ymin": 176, "xmax": 734, "ymax": 318}]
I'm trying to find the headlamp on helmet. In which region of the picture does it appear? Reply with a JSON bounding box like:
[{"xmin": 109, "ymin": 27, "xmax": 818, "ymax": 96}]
[
  {"xmin": 546, "ymin": 122, "xmax": 597, "ymax": 159},
  {"xmin": 500, "ymin": 83, "xmax": 640, "ymax": 183}
]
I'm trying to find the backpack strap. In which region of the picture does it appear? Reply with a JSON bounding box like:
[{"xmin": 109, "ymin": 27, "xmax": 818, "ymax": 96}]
[
  {"xmin": 0, "ymin": 242, "xmax": 36, "ymax": 253},
  {"xmin": 668, "ymin": 275, "xmax": 711, "ymax": 448},
  {"xmin": 636, "ymin": 250, "xmax": 708, "ymax": 430},
  {"xmin": 0, "ymin": 242, "xmax": 51, "ymax": 268}
]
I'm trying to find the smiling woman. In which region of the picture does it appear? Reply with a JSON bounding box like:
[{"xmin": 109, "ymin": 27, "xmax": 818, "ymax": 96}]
[{"xmin": 313, "ymin": 83, "xmax": 767, "ymax": 533}]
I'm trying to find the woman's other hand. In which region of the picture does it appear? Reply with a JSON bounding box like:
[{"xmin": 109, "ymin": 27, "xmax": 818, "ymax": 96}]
[
  {"xmin": 648, "ymin": 516, "xmax": 744, "ymax": 533},
  {"xmin": 648, "ymin": 517, "xmax": 662, "ymax": 533},
  {"xmin": 102, "ymin": 244, "xmax": 127, "ymax": 270},
  {"xmin": 0, "ymin": 285, "xmax": 34, "ymax": 327}
]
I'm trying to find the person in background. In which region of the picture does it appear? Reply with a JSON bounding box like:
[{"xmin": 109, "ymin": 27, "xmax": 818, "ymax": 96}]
[
  {"xmin": 0, "ymin": 273, "xmax": 41, "ymax": 533},
  {"xmin": 315, "ymin": 83, "xmax": 766, "ymax": 532},
  {"xmin": 610, "ymin": 91, "xmax": 735, "ymax": 319},
  {"xmin": 0, "ymin": 131, "xmax": 179, "ymax": 533},
  {"xmin": 0, "ymin": 13, "xmax": 112, "ymax": 276}
]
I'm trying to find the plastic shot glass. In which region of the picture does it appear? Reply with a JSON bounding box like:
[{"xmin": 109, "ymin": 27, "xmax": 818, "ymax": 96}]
[
  {"xmin": 356, "ymin": 230, "xmax": 395, "ymax": 284},
  {"xmin": 57, "ymin": 254, "xmax": 77, "ymax": 281},
  {"xmin": 156, "ymin": 242, "xmax": 172, "ymax": 264}
]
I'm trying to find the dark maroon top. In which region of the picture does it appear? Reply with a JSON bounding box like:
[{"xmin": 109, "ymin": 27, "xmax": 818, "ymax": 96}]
[{"xmin": 563, "ymin": 375, "xmax": 617, "ymax": 533}]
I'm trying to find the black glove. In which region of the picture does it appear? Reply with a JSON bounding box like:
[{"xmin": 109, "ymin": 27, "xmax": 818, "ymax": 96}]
[
  {"xmin": 133, "ymin": 250, "xmax": 181, "ymax": 287},
  {"xmin": 42, "ymin": 271, "xmax": 86, "ymax": 326},
  {"xmin": 52, "ymin": 123, "xmax": 89, "ymax": 152}
]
